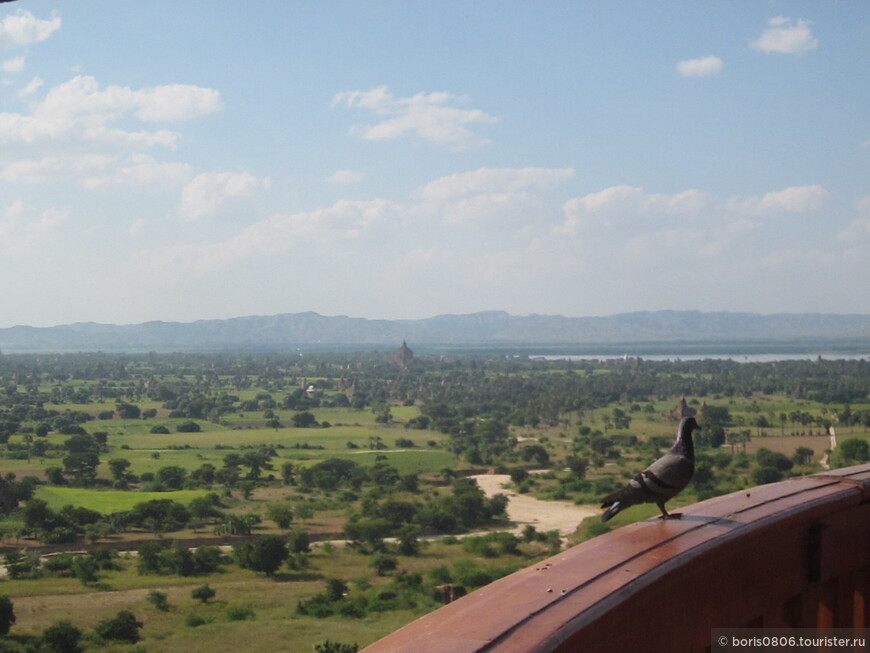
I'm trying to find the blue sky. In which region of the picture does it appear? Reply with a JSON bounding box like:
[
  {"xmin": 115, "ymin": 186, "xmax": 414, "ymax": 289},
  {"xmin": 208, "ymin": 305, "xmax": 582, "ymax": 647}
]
[{"xmin": 0, "ymin": 1, "xmax": 868, "ymax": 327}]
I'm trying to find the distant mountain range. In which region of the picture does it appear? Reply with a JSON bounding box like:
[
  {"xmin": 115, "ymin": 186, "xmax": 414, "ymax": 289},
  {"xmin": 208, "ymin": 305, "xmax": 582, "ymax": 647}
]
[{"xmin": 2, "ymin": 310, "xmax": 870, "ymax": 354}]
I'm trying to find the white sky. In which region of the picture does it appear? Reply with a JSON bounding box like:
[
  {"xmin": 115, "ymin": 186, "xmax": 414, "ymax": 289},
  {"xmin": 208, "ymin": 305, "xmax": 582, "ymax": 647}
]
[{"xmin": 0, "ymin": 1, "xmax": 868, "ymax": 327}]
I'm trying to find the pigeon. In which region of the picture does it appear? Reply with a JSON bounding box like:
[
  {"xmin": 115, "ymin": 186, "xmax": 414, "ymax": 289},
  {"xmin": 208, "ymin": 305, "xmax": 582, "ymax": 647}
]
[{"xmin": 600, "ymin": 416, "xmax": 699, "ymax": 522}]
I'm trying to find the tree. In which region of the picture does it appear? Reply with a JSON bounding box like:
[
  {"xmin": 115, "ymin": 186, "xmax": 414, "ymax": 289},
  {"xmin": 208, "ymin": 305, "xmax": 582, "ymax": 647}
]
[
  {"xmin": 72, "ymin": 555, "xmax": 99, "ymax": 585},
  {"xmin": 281, "ymin": 461, "xmax": 295, "ymax": 485},
  {"xmin": 107, "ymin": 458, "xmax": 131, "ymax": 487},
  {"xmin": 235, "ymin": 535, "xmax": 288, "ymax": 576},
  {"xmin": 520, "ymin": 444, "xmax": 550, "ymax": 465},
  {"xmin": 370, "ymin": 553, "xmax": 397, "ymax": 576},
  {"xmin": 753, "ymin": 466, "xmax": 783, "ymax": 485},
  {"xmin": 241, "ymin": 447, "xmax": 274, "ymax": 479},
  {"xmin": 325, "ymin": 578, "xmax": 348, "ymax": 602},
  {"xmin": 115, "ymin": 402, "xmax": 141, "ymax": 419},
  {"xmin": 0, "ymin": 595, "xmax": 14, "ymax": 635},
  {"xmin": 95, "ymin": 610, "xmax": 143, "ymax": 643},
  {"xmin": 838, "ymin": 438, "xmax": 870, "ymax": 464},
  {"xmin": 62, "ymin": 434, "xmax": 100, "ymax": 486},
  {"xmin": 162, "ymin": 545, "xmax": 195, "ymax": 576},
  {"xmin": 191, "ymin": 462, "xmax": 217, "ymax": 485},
  {"xmin": 756, "ymin": 448, "xmax": 793, "ymax": 472},
  {"xmin": 266, "ymin": 503, "xmax": 294, "ymax": 530},
  {"xmin": 566, "ymin": 455, "xmax": 588, "ymax": 478},
  {"xmin": 287, "ymin": 529, "xmax": 311, "ymax": 554},
  {"xmin": 45, "ymin": 466, "xmax": 65, "ymax": 485},
  {"xmin": 192, "ymin": 546, "xmax": 223, "ymax": 574},
  {"xmin": 793, "ymin": 447, "xmax": 814, "ymax": 466},
  {"xmin": 191, "ymin": 583, "xmax": 216, "ymax": 604},
  {"xmin": 156, "ymin": 465, "xmax": 187, "ymax": 490},
  {"xmin": 136, "ymin": 540, "xmax": 165, "ymax": 575},
  {"xmin": 42, "ymin": 620, "xmax": 83, "ymax": 653},
  {"xmin": 291, "ymin": 411, "xmax": 318, "ymax": 428},
  {"xmin": 176, "ymin": 420, "xmax": 201, "ymax": 433}
]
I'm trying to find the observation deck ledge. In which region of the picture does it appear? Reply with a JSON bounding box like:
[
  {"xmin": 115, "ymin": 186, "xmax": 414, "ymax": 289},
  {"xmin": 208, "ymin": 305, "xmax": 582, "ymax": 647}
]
[{"xmin": 361, "ymin": 463, "xmax": 870, "ymax": 653}]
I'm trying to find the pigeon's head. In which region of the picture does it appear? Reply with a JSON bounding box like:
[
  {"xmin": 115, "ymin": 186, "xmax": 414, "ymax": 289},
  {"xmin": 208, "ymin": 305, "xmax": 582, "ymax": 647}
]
[{"xmin": 681, "ymin": 417, "xmax": 700, "ymax": 432}]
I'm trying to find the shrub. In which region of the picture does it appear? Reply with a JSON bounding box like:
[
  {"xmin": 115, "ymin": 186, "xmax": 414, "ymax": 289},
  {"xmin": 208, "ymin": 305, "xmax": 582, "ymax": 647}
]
[
  {"xmin": 191, "ymin": 584, "xmax": 216, "ymax": 604},
  {"xmin": 0, "ymin": 595, "xmax": 14, "ymax": 635},
  {"xmin": 147, "ymin": 590, "xmax": 170, "ymax": 611},
  {"xmin": 43, "ymin": 620, "xmax": 83, "ymax": 653},
  {"xmin": 95, "ymin": 610, "xmax": 143, "ymax": 643},
  {"xmin": 314, "ymin": 641, "xmax": 359, "ymax": 653},
  {"xmin": 370, "ymin": 553, "xmax": 398, "ymax": 576},
  {"xmin": 225, "ymin": 605, "xmax": 255, "ymax": 621},
  {"xmin": 185, "ymin": 614, "xmax": 206, "ymax": 628}
]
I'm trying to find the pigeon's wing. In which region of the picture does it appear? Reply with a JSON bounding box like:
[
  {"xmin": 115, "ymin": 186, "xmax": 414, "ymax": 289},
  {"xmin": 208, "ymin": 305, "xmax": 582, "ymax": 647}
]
[
  {"xmin": 643, "ymin": 451, "xmax": 694, "ymax": 500},
  {"xmin": 601, "ymin": 452, "xmax": 693, "ymax": 509}
]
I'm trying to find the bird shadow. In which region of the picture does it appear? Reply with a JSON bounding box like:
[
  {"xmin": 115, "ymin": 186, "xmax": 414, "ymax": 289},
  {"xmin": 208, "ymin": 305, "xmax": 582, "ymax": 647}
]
[{"xmin": 644, "ymin": 514, "xmax": 744, "ymax": 530}]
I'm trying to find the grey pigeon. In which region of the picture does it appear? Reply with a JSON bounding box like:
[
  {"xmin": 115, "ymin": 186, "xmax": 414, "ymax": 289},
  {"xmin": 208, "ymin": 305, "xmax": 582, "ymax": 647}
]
[{"xmin": 600, "ymin": 416, "xmax": 699, "ymax": 522}]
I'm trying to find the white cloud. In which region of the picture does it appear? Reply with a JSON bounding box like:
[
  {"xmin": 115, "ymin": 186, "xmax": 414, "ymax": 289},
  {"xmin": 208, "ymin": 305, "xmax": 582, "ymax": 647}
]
[
  {"xmin": 419, "ymin": 167, "xmax": 574, "ymax": 201},
  {"xmin": 0, "ymin": 157, "xmax": 62, "ymax": 183},
  {"xmin": 0, "ymin": 153, "xmax": 188, "ymax": 189},
  {"xmin": 0, "ymin": 76, "xmax": 221, "ymax": 147},
  {"xmin": 326, "ymin": 169, "xmax": 365, "ymax": 184},
  {"xmin": 836, "ymin": 196, "xmax": 870, "ymax": 241},
  {"xmin": 17, "ymin": 77, "xmax": 43, "ymax": 99},
  {"xmin": 134, "ymin": 84, "xmax": 223, "ymax": 122},
  {"xmin": 752, "ymin": 17, "xmax": 818, "ymax": 54},
  {"xmin": 0, "ymin": 10, "xmax": 61, "ymax": 47},
  {"xmin": 0, "ymin": 199, "xmax": 24, "ymax": 238},
  {"xmin": 0, "ymin": 198, "xmax": 68, "ymax": 241},
  {"xmin": 140, "ymin": 198, "xmax": 403, "ymax": 272},
  {"xmin": 727, "ymin": 185, "xmax": 828, "ymax": 215},
  {"xmin": 35, "ymin": 206, "xmax": 69, "ymax": 232},
  {"xmin": 676, "ymin": 56, "xmax": 723, "ymax": 77},
  {"xmin": 83, "ymin": 154, "xmax": 193, "ymax": 189},
  {"xmin": 37, "ymin": 76, "xmax": 222, "ymax": 122},
  {"xmin": 332, "ymin": 85, "xmax": 496, "ymax": 149},
  {"xmin": 417, "ymin": 167, "xmax": 574, "ymax": 225},
  {"xmin": 1, "ymin": 56, "xmax": 24, "ymax": 73},
  {"xmin": 127, "ymin": 219, "xmax": 146, "ymax": 236},
  {"xmin": 179, "ymin": 172, "xmax": 271, "ymax": 220},
  {"xmin": 557, "ymin": 186, "xmax": 711, "ymax": 235}
]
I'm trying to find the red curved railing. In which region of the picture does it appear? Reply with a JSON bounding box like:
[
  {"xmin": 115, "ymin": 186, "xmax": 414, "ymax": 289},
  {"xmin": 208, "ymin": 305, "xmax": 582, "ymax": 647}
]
[{"xmin": 361, "ymin": 464, "xmax": 870, "ymax": 653}]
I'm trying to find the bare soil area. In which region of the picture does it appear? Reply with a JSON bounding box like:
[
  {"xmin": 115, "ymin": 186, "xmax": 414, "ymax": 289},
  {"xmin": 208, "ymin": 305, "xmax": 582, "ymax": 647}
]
[{"xmin": 472, "ymin": 474, "xmax": 597, "ymax": 537}]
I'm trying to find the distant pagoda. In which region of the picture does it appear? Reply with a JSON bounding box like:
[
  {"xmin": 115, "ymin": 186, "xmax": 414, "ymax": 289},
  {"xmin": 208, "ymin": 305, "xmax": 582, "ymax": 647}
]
[{"xmin": 392, "ymin": 340, "xmax": 414, "ymax": 371}]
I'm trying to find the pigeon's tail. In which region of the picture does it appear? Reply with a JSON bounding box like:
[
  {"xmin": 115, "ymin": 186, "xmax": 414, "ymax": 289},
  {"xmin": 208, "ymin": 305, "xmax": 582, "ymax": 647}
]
[{"xmin": 600, "ymin": 500, "xmax": 622, "ymax": 522}]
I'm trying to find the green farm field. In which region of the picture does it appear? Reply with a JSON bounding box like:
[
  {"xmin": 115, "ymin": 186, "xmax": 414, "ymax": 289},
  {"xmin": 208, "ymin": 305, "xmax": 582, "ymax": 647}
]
[{"xmin": 34, "ymin": 487, "xmax": 210, "ymax": 515}]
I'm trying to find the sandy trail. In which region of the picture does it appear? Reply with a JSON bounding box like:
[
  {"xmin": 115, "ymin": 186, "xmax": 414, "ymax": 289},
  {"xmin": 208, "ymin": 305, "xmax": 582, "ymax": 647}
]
[{"xmin": 471, "ymin": 474, "xmax": 598, "ymax": 537}]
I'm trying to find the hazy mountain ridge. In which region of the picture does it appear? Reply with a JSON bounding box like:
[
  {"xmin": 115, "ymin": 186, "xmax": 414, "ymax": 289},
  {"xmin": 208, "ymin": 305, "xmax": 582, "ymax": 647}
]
[{"xmin": 3, "ymin": 310, "xmax": 870, "ymax": 353}]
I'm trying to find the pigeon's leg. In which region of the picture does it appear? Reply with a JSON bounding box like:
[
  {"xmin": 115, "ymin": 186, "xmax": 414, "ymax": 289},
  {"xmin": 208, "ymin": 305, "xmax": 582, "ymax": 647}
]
[{"xmin": 656, "ymin": 502, "xmax": 682, "ymax": 520}]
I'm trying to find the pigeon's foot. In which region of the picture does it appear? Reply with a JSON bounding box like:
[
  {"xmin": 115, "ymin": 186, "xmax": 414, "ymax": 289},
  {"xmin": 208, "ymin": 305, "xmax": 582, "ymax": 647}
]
[{"xmin": 659, "ymin": 512, "xmax": 683, "ymax": 520}]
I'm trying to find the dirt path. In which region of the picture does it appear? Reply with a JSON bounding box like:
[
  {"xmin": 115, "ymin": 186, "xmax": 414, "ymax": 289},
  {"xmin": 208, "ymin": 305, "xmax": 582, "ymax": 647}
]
[{"xmin": 471, "ymin": 474, "xmax": 598, "ymax": 537}]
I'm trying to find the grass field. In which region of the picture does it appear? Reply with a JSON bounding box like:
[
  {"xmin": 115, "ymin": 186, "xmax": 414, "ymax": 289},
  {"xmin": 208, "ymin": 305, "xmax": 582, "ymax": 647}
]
[{"xmin": 34, "ymin": 487, "xmax": 210, "ymax": 514}]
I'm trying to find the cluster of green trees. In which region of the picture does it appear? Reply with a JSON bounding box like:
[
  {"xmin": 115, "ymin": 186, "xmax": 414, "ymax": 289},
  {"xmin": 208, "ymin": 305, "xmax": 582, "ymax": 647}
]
[{"xmin": 345, "ymin": 476, "xmax": 508, "ymax": 544}]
